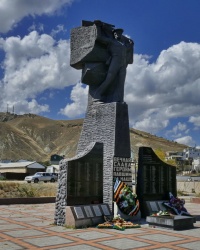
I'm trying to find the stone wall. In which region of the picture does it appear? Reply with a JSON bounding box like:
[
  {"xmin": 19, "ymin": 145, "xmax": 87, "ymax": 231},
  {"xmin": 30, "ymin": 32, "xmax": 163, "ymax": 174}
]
[{"xmin": 177, "ymin": 181, "xmax": 200, "ymax": 194}]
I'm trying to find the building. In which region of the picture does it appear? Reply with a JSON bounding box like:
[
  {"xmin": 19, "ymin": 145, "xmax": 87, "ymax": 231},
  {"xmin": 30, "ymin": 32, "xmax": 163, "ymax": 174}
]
[
  {"xmin": 165, "ymin": 151, "xmax": 183, "ymax": 161},
  {"xmin": 192, "ymin": 158, "xmax": 200, "ymax": 173},
  {"xmin": 0, "ymin": 161, "xmax": 45, "ymax": 180},
  {"xmin": 182, "ymin": 147, "xmax": 200, "ymax": 160},
  {"xmin": 166, "ymin": 148, "xmax": 200, "ymax": 161},
  {"xmin": 46, "ymin": 165, "xmax": 59, "ymax": 173},
  {"xmin": 50, "ymin": 154, "xmax": 64, "ymax": 165}
]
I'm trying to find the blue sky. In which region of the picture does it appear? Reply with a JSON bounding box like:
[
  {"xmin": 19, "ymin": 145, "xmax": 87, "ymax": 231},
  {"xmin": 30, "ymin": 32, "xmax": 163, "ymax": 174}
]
[{"xmin": 0, "ymin": 0, "xmax": 200, "ymax": 148}]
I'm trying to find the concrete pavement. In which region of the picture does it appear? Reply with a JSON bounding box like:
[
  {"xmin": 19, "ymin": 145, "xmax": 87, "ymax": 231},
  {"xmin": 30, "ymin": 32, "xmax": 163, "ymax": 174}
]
[{"xmin": 0, "ymin": 200, "xmax": 200, "ymax": 249}]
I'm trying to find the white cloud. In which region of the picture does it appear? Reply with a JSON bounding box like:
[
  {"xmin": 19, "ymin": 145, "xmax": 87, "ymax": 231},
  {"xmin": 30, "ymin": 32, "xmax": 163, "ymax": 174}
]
[
  {"xmin": 16, "ymin": 99, "xmax": 49, "ymax": 114},
  {"xmin": 51, "ymin": 24, "xmax": 66, "ymax": 37},
  {"xmin": 175, "ymin": 136, "xmax": 195, "ymax": 147},
  {"xmin": 0, "ymin": 31, "xmax": 80, "ymax": 114},
  {"xmin": 0, "ymin": 0, "xmax": 73, "ymax": 33},
  {"xmin": 28, "ymin": 23, "xmax": 36, "ymax": 32},
  {"xmin": 28, "ymin": 23, "xmax": 45, "ymax": 33},
  {"xmin": 172, "ymin": 122, "xmax": 187, "ymax": 134},
  {"xmin": 189, "ymin": 116, "xmax": 200, "ymax": 127},
  {"xmin": 59, "ymin": 82, "xmax": 88, "ymax": 118},
  {"xmin": 133, "ymin": 116, "xmax": 169, "ymax": 134},
  {"xmin": 125, "ymin": 42, "xmax": 200, "ymax": 134},
  {"xmin": 165, "ymin": 122, "xmax": 189, "ymax": 139}
]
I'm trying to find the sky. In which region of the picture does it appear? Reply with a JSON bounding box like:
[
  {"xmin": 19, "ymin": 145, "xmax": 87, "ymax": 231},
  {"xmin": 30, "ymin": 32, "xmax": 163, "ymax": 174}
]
[{"xmin": 0, "ymin": 0, "xmax": 200, "ymax": 148}]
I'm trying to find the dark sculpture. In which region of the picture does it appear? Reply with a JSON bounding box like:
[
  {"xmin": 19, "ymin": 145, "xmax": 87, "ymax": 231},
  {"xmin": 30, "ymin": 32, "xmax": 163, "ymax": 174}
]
[
  {"xmin": 70, "ymin": 20, "xmax": 134, "ymax": 103},
  {"xmin": 55, "ymin": 21, "xmax": 133, "ymax": 225}
]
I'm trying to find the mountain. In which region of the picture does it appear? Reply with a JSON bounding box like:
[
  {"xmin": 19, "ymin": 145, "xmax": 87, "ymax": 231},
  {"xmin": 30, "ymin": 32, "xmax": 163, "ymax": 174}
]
[{"xmin": 0, "ymin": 112, "xmax": 186, "ymax": 162}]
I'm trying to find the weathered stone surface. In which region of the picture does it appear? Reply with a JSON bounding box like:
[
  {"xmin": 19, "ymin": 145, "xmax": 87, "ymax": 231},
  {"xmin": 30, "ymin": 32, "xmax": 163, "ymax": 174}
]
[
  {"xmin": 77, "ymin": 102, "xmax": 131, "ymax": 211},
  {"xmin": 81, "ymin": 62, "xmax": 107, "ymax": 85},
  {"xmin": 70, "ymin": 25, "xmax": 109, "ymax": 69},
  {"xmin": 54, "ymin": 160, "xmax": 67, "ymax": 226}
]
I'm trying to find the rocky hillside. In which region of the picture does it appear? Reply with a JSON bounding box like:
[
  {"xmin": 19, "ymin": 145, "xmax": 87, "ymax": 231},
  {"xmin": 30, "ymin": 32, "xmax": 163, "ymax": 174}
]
[{"xmin": 0, "ymin": 112, "xmax": 186, "ymax": 162}]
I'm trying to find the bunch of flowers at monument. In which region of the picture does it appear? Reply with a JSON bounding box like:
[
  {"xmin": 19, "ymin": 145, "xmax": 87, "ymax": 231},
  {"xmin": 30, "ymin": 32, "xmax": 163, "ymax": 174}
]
[
  {"xmin": 114, "ymin": 178, "xmax": 140, "ymax": 216},
  {"xmin": 151, "ymin": 211, "xmax": 171, "ymax": 216},
  {"xmin": 97, "ymin": 215, "xmax": 140, "ymax": 230},
  {"xmin": 162, "ymin": 192, "xmax": 191, "ymax": 216}
]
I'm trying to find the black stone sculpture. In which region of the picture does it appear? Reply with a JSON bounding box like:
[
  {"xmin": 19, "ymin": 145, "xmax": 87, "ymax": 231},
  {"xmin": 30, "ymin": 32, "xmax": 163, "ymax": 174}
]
[{"xmin": 70, "ymin": 20, "xmax": 134, "ymax": 102}]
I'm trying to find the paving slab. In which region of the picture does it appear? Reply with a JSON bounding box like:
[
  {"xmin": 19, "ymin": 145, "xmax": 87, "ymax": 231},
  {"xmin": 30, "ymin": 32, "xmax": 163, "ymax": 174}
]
[
  {"xmin": 0, "ymin": 201, "xmax": 199, "ymax": 250},
  {"xmin": 53, "ymin": 245, "xmax": 101, "ymax": 250},
  {"xmin": 0, "ymin": 241, "xmax": 24, "ymax": 250},
  {"xmin": 23, "ymin": 235, "xmax": 73, "ymax": 248},
  {"xmin": 177, "ymin": 240, "xmax": 200, "ymax": 250},
  {"xmin": 69, "ymin": 231, "xmax": 113, "ymax": 240},
  {"xmin": 99, "ymin": 238, "xmax": 150, "ymax": 249},
  {"xmin": 138, "ymin": 233, "xmax": 184, "ymax": 242}
]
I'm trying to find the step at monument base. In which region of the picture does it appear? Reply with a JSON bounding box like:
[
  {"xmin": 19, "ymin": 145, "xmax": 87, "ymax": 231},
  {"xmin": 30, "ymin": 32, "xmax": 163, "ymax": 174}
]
[{"xmin": 146, "ymin": 215, "xmax": 195, "ymax": 230}]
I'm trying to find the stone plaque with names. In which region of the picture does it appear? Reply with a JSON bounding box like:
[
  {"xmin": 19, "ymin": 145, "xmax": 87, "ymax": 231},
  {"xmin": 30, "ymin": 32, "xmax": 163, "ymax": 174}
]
[
  {"xmin": 149, "ymin": 202, "xmax": 159, "ymax": 212},
  {"xmin": 92, "ymin": 205, "xmax": 102, "ymax": 217},
  {"xmin": 137, "ymin": 147, "xmax": 177, "ymax": 218},
  {"xmin": 84, "ymin": 206, "xmax": 94, "ymax": 217},
  {"xmin": 66, "ymin": 143, "xmax": 103, "ymax": 206},
  {"xmin": 157, "ymin": 201, "xmax": 168, "ymax": 211},
  {"xmin": 101, "ymin": 204, "xmax": 110, "ymax": 216},
  {"xmin": 74, "ymin": 207, "xmax": 85, "ymax": 219},
  {"xmin": 113, "ymin": 157, "xmax": 132, "ymax": 187}
]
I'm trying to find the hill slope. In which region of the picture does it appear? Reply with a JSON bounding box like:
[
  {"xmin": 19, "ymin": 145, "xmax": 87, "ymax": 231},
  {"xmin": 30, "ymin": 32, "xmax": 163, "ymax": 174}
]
[{"xmin": 0, "ymin": 112, "xmax": 186, "ymax": 162}]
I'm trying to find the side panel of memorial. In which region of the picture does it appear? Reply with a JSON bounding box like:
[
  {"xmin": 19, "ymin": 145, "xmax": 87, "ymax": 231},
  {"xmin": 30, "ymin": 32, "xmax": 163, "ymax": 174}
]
[{"xmin": 136, "ymin": 147, "xmax": 177, "ymax": 217}]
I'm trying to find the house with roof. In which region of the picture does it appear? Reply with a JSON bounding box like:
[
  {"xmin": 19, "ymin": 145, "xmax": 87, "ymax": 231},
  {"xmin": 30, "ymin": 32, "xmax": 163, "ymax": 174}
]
[
  {"xmin": 0, "ymin": 161, "xmax": 45, "ymax": 180},
  {"xmin": 50, "ymin": 154, "xmax": 64, "ymax": 165}
]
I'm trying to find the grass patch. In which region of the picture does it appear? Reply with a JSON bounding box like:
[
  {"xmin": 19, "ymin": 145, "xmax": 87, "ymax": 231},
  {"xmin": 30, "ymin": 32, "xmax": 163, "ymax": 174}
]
[
  {"xmin": 0, "ymin": 182, "xmax": 57, "ymax": 198},
  {"xmin": 177, "ymin": 190, "xmax": 188, "ymax": 196}
]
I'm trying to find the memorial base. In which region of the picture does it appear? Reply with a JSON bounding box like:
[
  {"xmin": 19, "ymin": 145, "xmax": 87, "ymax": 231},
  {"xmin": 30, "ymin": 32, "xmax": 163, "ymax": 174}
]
[
  {"xmin": 117, "ymin": 208, "xmax": 141, "ymax": 222},
  {"xmin": 65, "ymin": 204, "xmax": 112, "ymax": 228},
  {"xmin": 114, "ymin": 203, "xmax": 141, "ymax": 222},
  {"xmin": 146, "ymin": 215, "xmax": 195, "ymax": 230}
]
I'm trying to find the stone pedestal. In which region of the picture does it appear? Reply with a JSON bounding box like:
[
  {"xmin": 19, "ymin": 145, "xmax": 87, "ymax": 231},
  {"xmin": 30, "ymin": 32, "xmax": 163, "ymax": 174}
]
[
  {"xmin": 65, "ymin": 204, "xmax": 112, "ymax": 228},
  {"xmin": 146, "ymin": 215, "xmax": 195, "ymax": 230},
  {"xmin": 77, "ymin": 101, "xmax": 131, "ymax": 211},
  {"xmin": 54, "ymin": 102, "xmax": 131, "ymax": 226},
  {"xmin": 116, "ymin": 206, "xmax": 141, "ymax": 223}
]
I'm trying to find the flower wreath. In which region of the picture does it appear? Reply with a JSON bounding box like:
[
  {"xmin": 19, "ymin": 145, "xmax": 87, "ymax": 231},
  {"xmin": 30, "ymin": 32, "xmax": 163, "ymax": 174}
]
[
  {"xmin": 114, "ymin": 179, "xmax": 139, "ymax": 216},
  {"xmin": 163, "ymin": 192, "xmax": 190, "ymax": 216}
]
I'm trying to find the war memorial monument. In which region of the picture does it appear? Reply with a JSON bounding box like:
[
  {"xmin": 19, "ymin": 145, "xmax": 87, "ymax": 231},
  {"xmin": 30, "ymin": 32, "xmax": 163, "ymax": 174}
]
[
  {"xmin": 54, "ymin": 20, "xmax": 193, "ymax": 230},
  {"xmin": 54, "ymin": 20, "xmax": 134, "ymax": 226}
]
